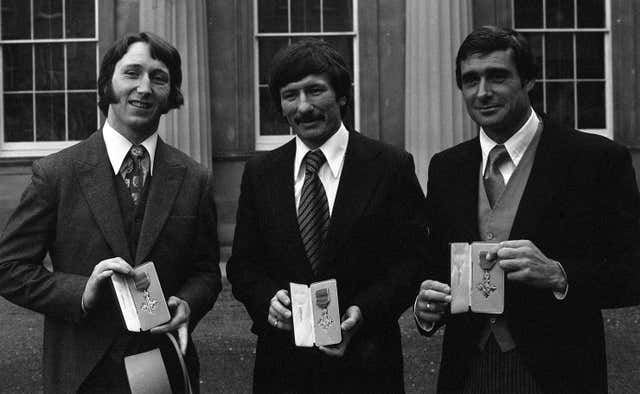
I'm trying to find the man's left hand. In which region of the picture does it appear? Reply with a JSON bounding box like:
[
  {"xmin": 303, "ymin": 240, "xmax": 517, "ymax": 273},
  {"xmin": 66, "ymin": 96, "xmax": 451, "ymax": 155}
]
[
  {"xmin": 318, "ymin": 305, "xmax": 362, "ymax": 358},
  {"xmin": 150, "ymin": 296, "xmax": 191, "ymax": 355},
  {"xmin": 492, "ymin": 240, "xmax": 567, "ymax": 293}
]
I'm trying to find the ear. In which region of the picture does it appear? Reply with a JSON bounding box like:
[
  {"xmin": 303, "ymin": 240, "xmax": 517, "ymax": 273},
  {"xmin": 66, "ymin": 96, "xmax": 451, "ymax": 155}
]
[{"xmin": 523, "ymin": 79, "xmax": 535, "ymax": 93}]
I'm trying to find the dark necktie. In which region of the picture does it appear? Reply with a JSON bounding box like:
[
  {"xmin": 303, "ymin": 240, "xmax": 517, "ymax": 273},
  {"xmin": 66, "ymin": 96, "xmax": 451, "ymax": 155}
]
[
  {"xmin": 119, "ymin": 144, "xmax": 150, "ymax": 206},
  {"xmin": 298, "ymin": 150, "xmax": 330, "ymax": 274},
  {"xmin": 483, "ymin": 144, "xmax": 510, "ymax": 208}
]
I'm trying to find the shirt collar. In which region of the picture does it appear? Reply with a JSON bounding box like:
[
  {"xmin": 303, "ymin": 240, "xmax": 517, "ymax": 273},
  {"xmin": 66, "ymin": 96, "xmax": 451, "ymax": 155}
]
[
  {"xmin": 102, "ymin": 121, "xmax": 158, "ymax": 175},
  {"xmin": 479, "ymin": 108, "xmax": 539, "ymax": 169},
  {"xmin": 294, "ymin": 123, "xmax": 349, "ymax": 181}
]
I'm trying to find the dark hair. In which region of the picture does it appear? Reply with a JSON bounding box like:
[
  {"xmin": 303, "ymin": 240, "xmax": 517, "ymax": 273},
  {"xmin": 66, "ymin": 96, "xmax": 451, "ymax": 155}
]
[
  {"xmin": 97, "ymin": 32, "xmax": 184, "ymax": 116},
  {"xmin": 455, "ymin": 26, "xmax": 537, "ymax": 89},
  {"xmin": 268, "ymin": 39, "xmax": 351, "ymax": 117}
]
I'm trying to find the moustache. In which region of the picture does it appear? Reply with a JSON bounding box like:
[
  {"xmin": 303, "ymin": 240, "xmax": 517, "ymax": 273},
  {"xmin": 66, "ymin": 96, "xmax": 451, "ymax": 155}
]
[{"xmin": 294, "ymin": 113, "xmax": 324, "ymax": 123}]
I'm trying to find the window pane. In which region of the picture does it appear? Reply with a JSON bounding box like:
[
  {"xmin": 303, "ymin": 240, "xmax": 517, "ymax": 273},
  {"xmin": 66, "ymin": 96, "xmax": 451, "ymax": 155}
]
[
  {"xmin": 258, "ymin": 0, "xmax": 288, "ymax": 33},
  {"xmin": 323, "ymin": 0, "xmax": 353, "ymax": 31},
  {"xmin": 36, "ymin": 93, "xmax": 65, "ymax": 141},
  {"xmin": 291, "ymin": 0, "xmax": 320, "ymax": 32},
  {"xmin": 545, "ymin": 33, "xmax": 573, "ymax": 79},
  {"xmin": 529, "ymin": 83, "xmax": 544, "ymax": 115},
  {"xmin": 3, "ymin": 44, "xmax": 33, "ymax": 91},
  {"xmin": 67, "ymin": 43, "xmax": 96, "ymax": 89},
  {"xmin": 577, "ymin": 82, "xmax": 605, "ymax": 129},
  {"xmin": 35, "ymin": 44, "xmax": 64, "ymax": 90},
  {"xmin": 522, "ymin": 33, "xmax": 543, "ymax": 79},
  {"xmin": 4, "ymin": 94, "xmax": 33, "ymax": 142},
  {"xmin": 546, "ymin": 82, "xmax": 574, "ymax": 128},
  {"xmin": 577, "ymin": 0, "xmax": 604, "ymax": 28},
  {"xmin": 259, "ymin": 86, "xmax": 290, "ymax": 135},
  {"xmin": 514, "ymin": 0, "xmax": 542, "ymax": 28},
  {"xmin": 576, "ymin": 33, "xmax": 604, "ymax": 79},
  {"xmin": 34, "ymin": 0, "xmax": 63, "ymax": 39},
  {"xmin": 66, "ymin": 0, "xmax": 95, "ymax": 37},
  {"xmin": 323, "ymin": 36, "xmax": 354, "ymax": 76},
  {"xmin": 547, "ymin": 0, "xmax": 574, "ymax": 28},
  {"xmin": 258, "ymin": 38, "xmax": 289, "ymax": 85},
  {"xmin": 68, "ymin": 93, "xmax": 97, "ymax": 140},
  {"xmin": 2, "ymin": 0, "xmax": 31, "ymax": 39}
]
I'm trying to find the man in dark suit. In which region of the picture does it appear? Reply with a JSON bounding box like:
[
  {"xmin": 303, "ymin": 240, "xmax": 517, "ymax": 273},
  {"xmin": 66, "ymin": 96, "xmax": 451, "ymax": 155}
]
[
  {"xmin": 414, "ymin": 26, "xmax": 640, "ymax": 393},
  {"xmin": 0, "ymin": 32, "xmax": 220, "ymax": 393},
  {"xmin": 227, "ymin": 39, "xmax": 426, "ymax": 393}
]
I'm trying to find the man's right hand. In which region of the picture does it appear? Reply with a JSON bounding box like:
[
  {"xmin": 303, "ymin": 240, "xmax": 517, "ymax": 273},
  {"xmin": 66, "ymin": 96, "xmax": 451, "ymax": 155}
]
[
  {"xmin": 268, "ymin": 289, "xmax": 293, "ymax": 331},
  {"xmin": 82, "ymin": 257, "xmax": 133, "ymax": 312},
  {"xmin": 415, "ymin": 280, "xmax": 451, "ymax": 327}
]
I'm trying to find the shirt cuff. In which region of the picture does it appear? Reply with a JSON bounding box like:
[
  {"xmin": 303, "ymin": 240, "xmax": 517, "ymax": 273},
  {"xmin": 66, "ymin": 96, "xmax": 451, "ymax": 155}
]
[
  {"xmin": 413, "ymin": 297, "xmax": 436, "ymax": 332},
  {"xmin": 552, "ymin": 260, "xmax": 569, "ymax": 300}
]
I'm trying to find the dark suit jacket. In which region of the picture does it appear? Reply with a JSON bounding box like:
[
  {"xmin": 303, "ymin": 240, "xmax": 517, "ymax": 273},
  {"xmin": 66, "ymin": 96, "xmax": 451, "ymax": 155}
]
[
  {"xmin": 0, "ymin": 131, "xmax": 221, "ymax": 393},
  {"xmin": 423, "ymin": 119, "xmax": 640, "ymax": 393},
  {"xmin": 227, "ymin": 131, "xmax": 427, "ymax": 393}
]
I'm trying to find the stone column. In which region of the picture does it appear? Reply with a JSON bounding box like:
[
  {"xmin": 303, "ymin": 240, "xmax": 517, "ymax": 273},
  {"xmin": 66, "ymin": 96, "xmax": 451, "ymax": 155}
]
[
  {"xmin": 139, "ymin": 0, "xmax": 212, "ymax": 167},
  {"xmin": 405, "ymin": 0, "xmax": 475, "ymax": 190}
]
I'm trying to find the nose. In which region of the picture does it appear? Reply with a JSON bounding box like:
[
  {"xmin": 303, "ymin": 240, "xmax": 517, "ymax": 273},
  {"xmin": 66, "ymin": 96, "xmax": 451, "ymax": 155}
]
[
  {"xmin": 476, "ymin": 77, "xmax": 492, "ymax": 99},
  {"xmin": 136, "ymin": 74, "xmax": 151, "ymax": 94},
  {"xmin": 296, "ymin": 92, "xmax": 313, "ymax": 113}
]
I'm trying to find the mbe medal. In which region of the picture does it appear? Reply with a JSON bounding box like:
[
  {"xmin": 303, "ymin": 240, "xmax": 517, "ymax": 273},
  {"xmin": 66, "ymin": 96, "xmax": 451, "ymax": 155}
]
[
  {"xmin": 315, "ymin": 288, "xmax": 334, "ymax": 329},
  {"xmin": 476, "ymin": 251, "xmax": 497, "ymax": 298},
  {"xmin": 134, "ymin": 272, "xmax": 159, "ymax": 314}
]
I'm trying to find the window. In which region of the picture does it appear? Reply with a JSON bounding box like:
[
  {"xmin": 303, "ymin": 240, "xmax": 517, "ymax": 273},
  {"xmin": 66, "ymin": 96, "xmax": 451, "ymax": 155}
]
[
  {"xmin": 513, "ymin": 0, "xmax": 611, "ymax": 138},
  {"xmin": 254, "ymin": 0, "xmax": 359, "ymax": 151},
  {"xmin": 0, "ymin": 0, "xmax": 99, "ymax": 157}
]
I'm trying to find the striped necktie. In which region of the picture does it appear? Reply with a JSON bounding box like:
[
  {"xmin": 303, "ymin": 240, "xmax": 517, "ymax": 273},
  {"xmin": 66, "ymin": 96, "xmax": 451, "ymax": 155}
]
[{"xmin": 298, "ymin": 150, "xmax": 330, "ymax": 274}]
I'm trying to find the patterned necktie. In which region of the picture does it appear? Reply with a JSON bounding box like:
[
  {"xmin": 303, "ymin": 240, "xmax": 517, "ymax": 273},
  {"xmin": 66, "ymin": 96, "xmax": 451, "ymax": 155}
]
[
  {"xmin": 483, "ymin": 144, "xmax": 510, "ymax": 208},
  {"xmin": 119, "ymin": 144, "xmax": 150, "ymax": 206},
  {"xmin": 298, "ymin": 150, "xmax": 330, "ymax": 274}
]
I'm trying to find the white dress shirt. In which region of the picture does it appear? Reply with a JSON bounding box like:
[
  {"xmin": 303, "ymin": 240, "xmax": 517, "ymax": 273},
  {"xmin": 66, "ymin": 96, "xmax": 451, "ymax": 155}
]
[
  {"xmin": 102, "ymin": 121, "xmax": 158, "ymax": 175},
  {"xmin": 294, "ymin": 123, "xmax": 349, "ymax": 216},
  {"xmin": 479, "ymin": 108, "xmax": 539, "ymax": 185}
]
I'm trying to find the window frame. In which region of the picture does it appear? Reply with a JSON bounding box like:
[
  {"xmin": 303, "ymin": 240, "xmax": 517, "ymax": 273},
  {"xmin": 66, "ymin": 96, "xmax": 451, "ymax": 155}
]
[
  {"xmin": 512, "ymin": 0, "xmax": 612, "ymax": 139},
  {"xmin": 0, "ymin": 0, "xmax": 101, "ymax": 158},
  {"xmin": 253, "ymin": 0, "xmax": 360, "ymax": 151}
]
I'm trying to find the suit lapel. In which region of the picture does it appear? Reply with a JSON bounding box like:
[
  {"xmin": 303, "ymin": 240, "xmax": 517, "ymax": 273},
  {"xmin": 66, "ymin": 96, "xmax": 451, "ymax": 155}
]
[
  {"xmin": 510, "ymin": 121, "xmax": 571, "ymax": 239},
  {"xmin": 269, "ymin": 140, "xmax": 315, "ymax": 279},
  {"xmin": 451, "ymin": 139, "xmax": 482, "ymax": 241},
  {"xmin": 135, "ymin": 139, "xmax": 186, "ymax": 264},
  {"xmin": 321, "ymin": 132, "xmax": 384, "ymax": 271},
  {"xmin": 74, "ymin": 131, "xmax": 133, "ymax": 263}
]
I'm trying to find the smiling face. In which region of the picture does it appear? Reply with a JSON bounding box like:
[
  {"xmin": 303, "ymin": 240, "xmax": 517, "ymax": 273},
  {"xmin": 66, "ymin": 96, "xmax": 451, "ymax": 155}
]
[
  {"xmin": 106, "ymin": 41, "xmax": 170, "ymax": 143},
  {"xmin": 280, "ymin": 74, "xmax": 346, "ymax": 150},
  {"xmin": 460, "ymin": 49, "xmax": 534, "ymax": 143}
]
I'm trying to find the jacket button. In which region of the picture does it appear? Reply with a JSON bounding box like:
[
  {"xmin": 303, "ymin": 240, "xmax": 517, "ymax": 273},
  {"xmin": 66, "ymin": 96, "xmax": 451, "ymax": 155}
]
[{"xmin": 490, "ymin": 318, "xmax": 496, "ymax": 324}]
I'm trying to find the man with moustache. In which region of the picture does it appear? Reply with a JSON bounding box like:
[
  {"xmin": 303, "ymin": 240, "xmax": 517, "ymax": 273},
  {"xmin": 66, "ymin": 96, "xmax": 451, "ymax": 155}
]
[
  {"xmin": 227, "ymin": 39, "xmax": 426, "ymax": 393},
  {"xmin": 414, "ymin": 26, "xmax": 640, "ymax": 393},
  {"xmin": 0, "ymin": 32, "xmax": 220, "ymax": 393}
]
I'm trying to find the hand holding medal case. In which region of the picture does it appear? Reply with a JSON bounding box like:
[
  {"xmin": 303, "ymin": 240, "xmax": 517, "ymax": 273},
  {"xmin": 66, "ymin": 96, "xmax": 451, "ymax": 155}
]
[
  {"xmin": 290, "ymin": 279, "xmax": 341, "ymax": 347},
  {"xmin": 450, "ymin": 242, "xmax": 504, "ymax": 314},
  {"xmin": 111, "ymin": 261, "xmax": 171, "ymax": 331}
]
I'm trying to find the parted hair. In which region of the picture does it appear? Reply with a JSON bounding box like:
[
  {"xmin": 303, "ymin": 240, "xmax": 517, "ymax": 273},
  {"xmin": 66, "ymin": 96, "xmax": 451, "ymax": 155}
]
[
  {"xmin": 97, "ymin": 32, "xmax": 184, "ymax": 116},
  {"xmin": 268, "ymin": 39, "xmax": 351, "ymax": 117},
  {"xmin": 455, "ymin": 26, "xmax": 537, "ymax": 89}
]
